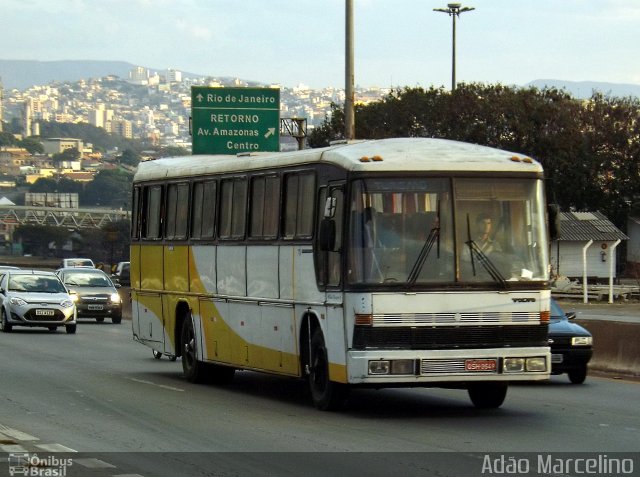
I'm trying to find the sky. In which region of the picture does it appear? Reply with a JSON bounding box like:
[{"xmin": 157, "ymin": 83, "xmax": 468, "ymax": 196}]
[{"xmin": 1, "ymin": 0, "xmax": 640, "ymax": 90}]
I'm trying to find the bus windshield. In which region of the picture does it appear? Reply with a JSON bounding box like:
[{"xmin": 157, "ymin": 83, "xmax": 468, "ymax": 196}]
[{"xmin": 347, "ymin": 177, "xmax": 549, "ymax": 286}]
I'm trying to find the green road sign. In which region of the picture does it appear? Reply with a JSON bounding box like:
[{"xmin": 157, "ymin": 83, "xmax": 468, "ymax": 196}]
[{"xmin": 191, "ymin": 86, "xmax": 280, "ymax": 155}]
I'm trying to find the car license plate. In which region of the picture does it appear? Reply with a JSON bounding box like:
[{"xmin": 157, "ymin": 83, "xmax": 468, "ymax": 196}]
[
  {"xmin": 88, "ymin": 304, "xmax": 104, "ymax": 311},
  {"xmin": 465, "ymin": 359, "xmax": 497, "ymax": 372},
  {"xmin": 35, "ymin": 309, "xmax": 55, "ymax": 316}
]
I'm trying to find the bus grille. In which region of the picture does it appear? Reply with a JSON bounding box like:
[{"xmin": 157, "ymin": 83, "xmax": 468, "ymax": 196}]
[{"xmin": 352, "ymin": 324, "xmax": 548, "ymax": 350}]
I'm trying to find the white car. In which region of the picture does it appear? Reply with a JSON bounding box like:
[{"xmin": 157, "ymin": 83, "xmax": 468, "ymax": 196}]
[
  {"xmin": 0, "ymin": 270, "xmax": 77, "ymax": 334},
  {"xmin": 60, "ymin": 258, "xmax": 95, "ymax": 269}
]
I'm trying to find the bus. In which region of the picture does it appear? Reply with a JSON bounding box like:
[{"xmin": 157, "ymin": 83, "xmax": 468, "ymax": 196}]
[{"xmin": 130, "ymin": 137, "xmax": 553, "ymax": 410}]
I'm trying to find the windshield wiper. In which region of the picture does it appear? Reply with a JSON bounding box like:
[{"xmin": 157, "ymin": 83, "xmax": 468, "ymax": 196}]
[
  {"xmin": 408, "ymin": 201, "xmax": 441, "ymax": 284},
  {"xmin": 465, "ymin": 214, "xmax": 508, "ymax": 288}
]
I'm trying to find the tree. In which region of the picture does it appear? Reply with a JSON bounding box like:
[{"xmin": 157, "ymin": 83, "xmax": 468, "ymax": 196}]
[
  {"xmin": 82, "ymin": 169, "xmax": 133, "ymax": 209},
  {"xmin": 309, "ymin": 83, "xmax": 640, "ymax": 231},
  {"xmin": 19, "ymin": 137, "xmax": 44, "ymax": 154},
  {"xmin": 119, "ymin": 149, "xmax": 141, "ymax": 167},
  {"xmin": 30, "ymin": 177, "xmax": 83, "ymax": 194},
  {"xmin": 13, "ymin": 225, "xmax": 71, "ymax": 257},
  {"xmin": 51, "ymin": 147, "xmax": 81, "ymax": 163},
  {"xmin": 0, "ymin": 131, "xmax": 18, "ymax": 147}
]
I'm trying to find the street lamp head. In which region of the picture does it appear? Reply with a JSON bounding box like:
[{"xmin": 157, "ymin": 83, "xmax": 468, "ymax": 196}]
[{"xmin": 447, "ymin": 3, "xmax": 462, "ymax": 8}]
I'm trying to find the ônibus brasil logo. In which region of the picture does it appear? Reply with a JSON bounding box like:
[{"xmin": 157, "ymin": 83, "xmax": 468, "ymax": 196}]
[{"xmin": 8, "ymin": 453, "xmax": 72, "ymax": 476}]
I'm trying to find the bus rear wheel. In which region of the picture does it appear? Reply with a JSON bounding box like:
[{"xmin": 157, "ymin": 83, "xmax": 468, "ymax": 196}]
[
  {"xmin": 181, "ymin": 314, "xmax": 207, "ymax": 383},
  {"xmin": 467, "ymin": 382, "xmax": 508, "ymax": 409},
  {"xmin": 308, "ymin": 328, "xmax": 348, "ymax": 411}
]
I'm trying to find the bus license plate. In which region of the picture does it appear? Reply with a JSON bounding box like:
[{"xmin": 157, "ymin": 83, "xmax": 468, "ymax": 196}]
[
  {"xmin": 465, "ymin": 359, "xmax": 497, "ymax": 372},
  {"xmin": 88, "ymin": 304, "xmax": 104, "ymax": 311},
  {"xmin": 35, "ymin": 309, "xmax": 55, "ymax": 316}
]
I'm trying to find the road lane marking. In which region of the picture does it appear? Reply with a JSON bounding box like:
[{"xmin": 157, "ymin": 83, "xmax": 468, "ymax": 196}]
[
  {"xmin": 75, "ymin": 458, "xmax": 116, "ymax": 469},
  {"xmin": 125, "ymin": 377, "xmax": 185, "ymax": 392},
  {"xmin": 35, "ymin": 443, "xmax": 77, "ymax": 452},
  {"xmin": 0, "ymin": 425, "xmax": 39, "ymax": 441},
  {"xmin": 1, "ymin": 444, "xmax": 27, "ymax": 453}
]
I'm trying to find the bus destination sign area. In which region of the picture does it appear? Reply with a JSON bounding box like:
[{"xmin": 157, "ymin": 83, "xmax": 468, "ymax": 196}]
[{"xmin": 191, "ymin": 86, "xmax": 280, "ymax": 155}]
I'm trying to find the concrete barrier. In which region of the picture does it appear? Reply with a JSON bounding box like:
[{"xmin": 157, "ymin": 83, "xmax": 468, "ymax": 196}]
[{"xmin": 577, "ymin": 319, "xmax": 640, "ymax": 378}]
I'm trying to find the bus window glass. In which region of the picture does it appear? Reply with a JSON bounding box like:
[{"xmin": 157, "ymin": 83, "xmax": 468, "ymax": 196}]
[
  {"xmin": 191, "ymin": 182, "xmax": 204, "ymax": 238},
  {"xmin": 131, "ymin": 187, "xmax": 140, "ymax": 239},
  {"xmin": 263, "ymin": 175, "xmax": 280, "ymax": 238},
  {"xmin": 231, "ymin": 179, "xmax": 247, "ymax": 238},
  {"xmin": 175, "ymin": 183, "xmax": 189, "ymax": 239},
  {"xmin": 284, "ymin": 172, "xmax": 314, "ymax": 240},
  {"xmin": 165, "ymin": 184, "xmax": 178, "ymax": 239},
  {"xmin": 454, "ymin": 178, "xmax": 548, "ymax": 283},
  {"xmin": 283, "ymin": 174, "xmax": 299, "ymax": 239},
  {"xmin": 201, "ymin": 181, "xmax": 216, "ymax": 238},
  {"xmin": 347, "ymin": 178, "xmax": 453, "ymax": 285},
  {"xmin": 144, "ymin": 185, "xmax": 162, "ymax": 239},
  {"xmin": 297, "ymin": 173, "xmax": 315, "ymax": 237},
  {"xmin": 250, "ymin": 177, "xmax": 265, "ymax": 237},
  {"xmin": 250, "ymin": 175, "xmax": 280, "ymax": 239},
  {"xmin": 220, "ymin": 178, "xmax": 246, "ymax": 239}
]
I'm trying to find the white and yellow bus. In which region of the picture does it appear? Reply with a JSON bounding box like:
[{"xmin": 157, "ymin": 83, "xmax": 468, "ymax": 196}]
[{"xmin": 131, "ymin": 137, "xmax": 554, "ymax": 410}]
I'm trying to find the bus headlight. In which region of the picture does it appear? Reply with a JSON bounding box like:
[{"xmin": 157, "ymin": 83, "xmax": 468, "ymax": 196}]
[
  {"xmin": 526, "ymin": 357, "xmax": 547, "ymax": 372},
  {"xmin": 368, "ymin": 360, "xmax": 390, "ymax": 375},
  {"xmin": 368, "ymin": 359, "xmax": 415, "ymax": 375},
  {"xmin": 503, "ymin": 358, "xmax": 525, "ymax": 373}
]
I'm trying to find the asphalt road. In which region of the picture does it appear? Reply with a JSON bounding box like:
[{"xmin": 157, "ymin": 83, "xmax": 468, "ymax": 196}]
[{"xmin": 0, "ymin": 319, "xmax": 639, "ymax": 477}]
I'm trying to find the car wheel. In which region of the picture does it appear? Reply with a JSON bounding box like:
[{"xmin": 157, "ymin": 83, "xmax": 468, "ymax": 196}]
[
  {"xmin": 48, "ymin": 326, "xmax": 57, "ymax": 332},
  {"xmin": 1, "ymin": 309, "xmax": 12, "ymax": 333},
  {"xmin": 65, "ymin": 324, "xmax": 77, "ymax": 334},
  {"xmin": 153, "ymin": 350, "xmax": 163, "ymax": 359},
  {"xmin": 169, "ymin": 355, "xmax": 178, "ymax": 362},
  {"xmin": 112, "ymin": 315, "xmax": 122, "ymax": 324},
  {"xmin": 468, "ymin": 382, "xmax": 508, "ymax": 409},
  {"xmin": 568, "ymin": 366, "xmax": 587, "ymax": 384}
]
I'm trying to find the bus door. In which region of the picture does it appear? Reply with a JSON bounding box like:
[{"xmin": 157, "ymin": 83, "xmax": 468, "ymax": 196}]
[{"xmin": 317, "ymin": 183, "xmax": 347, "ymax": 378}]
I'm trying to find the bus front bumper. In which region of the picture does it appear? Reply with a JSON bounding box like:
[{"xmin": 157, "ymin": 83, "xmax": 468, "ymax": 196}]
[{"xmin": 346, "ymin": 347, "xmax": 550, "ymax": 384}]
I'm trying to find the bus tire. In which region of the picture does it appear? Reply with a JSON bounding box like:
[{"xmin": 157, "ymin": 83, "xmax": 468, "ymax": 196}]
[
  {"xmin": 309, "ymin": 328, "xmax": 348, "ymax": 411},
  {"xmin": 181, "ymin": 314, "xmax": 207, "ymax": 383},
  {"xmin": 467, "ymin": 382, "xmax": 508, "ymax": 409}
]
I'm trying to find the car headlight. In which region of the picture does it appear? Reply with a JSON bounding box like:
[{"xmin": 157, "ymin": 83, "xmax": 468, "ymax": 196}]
[
  {"xmin": 110, "ymin": 293, "xmax": 121, "ymax": 304},
  {"xmin": 60, "ymin": 299, "xmax": 74, "ymax": 308},
  {"xmin": 571, "ymin": 336, "xmax": 592, "ymax": 346},
  {"xmin": 9, "ymin": 297, "xmax": 27, "ymax": 306}
]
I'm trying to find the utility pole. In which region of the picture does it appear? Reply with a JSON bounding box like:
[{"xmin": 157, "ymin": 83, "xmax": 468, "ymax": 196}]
[
  {"xmin": 434, "ymin": 3, "xmax": 475, "ymax": 91},
  {"xmin": 345, "ymin": 0, "xmax": 355, "ymax": 140}
]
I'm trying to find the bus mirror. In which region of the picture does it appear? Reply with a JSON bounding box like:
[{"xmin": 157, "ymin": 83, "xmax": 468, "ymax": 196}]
[
  {"xmin": 319, "ymin": 218, "xmax": 336, "ymax": 251},
  {"xmin": 548, "ymin": 204, "xmax": 561, "ymax": 241},
  {"xmin": 324, "ymin": 197, "xmax": 337, "ymax": 218}
]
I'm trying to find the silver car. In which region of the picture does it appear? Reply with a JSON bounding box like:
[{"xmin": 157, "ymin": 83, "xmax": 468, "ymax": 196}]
[
  {"xmin": 56, "ymin": 268, "xmax": 122, "ymax": 324},
  {"xmin": 0, "ymin": 270, "xmax": 77, "ymax": 334}
]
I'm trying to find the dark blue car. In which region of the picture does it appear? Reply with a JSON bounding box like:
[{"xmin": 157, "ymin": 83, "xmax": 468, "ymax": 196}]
[{"xmin": 548, "ymin": 299, "xmax": 593, "ymax": 384}]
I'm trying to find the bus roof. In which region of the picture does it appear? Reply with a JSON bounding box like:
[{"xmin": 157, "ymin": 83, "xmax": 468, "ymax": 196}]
[{"xmin": 134, "ymin": 138, "xmax": 543, "ymax": 182}]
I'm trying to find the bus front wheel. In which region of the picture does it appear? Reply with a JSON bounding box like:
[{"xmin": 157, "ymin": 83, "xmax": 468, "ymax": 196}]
[
  {"xmin": 467, "ymin": 382, "xmax": 508, "ymax": 409},
  {"xmin": 308, "ymin": 328, "xmax": 348, "ymax": 411},
  {"xmin": 181, "ymin": 315, "xmax": 207, "ymax": 383}
]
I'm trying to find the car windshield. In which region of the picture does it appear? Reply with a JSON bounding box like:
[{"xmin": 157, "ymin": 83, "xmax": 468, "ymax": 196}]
[
  {"xmin": 550, "ymin": 300, "xmax": 566, "ymax": 322},
  {"xmin": 9, "ymin": 275, "xmax": 66, "ymax": 293},
  {"xmin": 64, "ymin": 273, "xmax": 111, "ymax": 287}
]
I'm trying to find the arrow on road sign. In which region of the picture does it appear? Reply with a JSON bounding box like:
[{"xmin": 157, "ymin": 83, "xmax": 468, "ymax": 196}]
[{"xmin": 264, "ymin": 128, "xmax": 275, "ymax": 139}]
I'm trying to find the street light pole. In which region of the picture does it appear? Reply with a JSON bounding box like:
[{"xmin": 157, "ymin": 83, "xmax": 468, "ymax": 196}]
[
  {"xmin": 434, "ymin": 3, "xmax": 475, "ymax": 91},
  {"xmin": 345, "ymin": 0, "xmax": 355, "ymax": 140}
]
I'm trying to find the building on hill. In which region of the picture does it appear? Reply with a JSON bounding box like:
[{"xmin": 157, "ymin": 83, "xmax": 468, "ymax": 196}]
[{"xmin": 41, "ymin": 138, "xmax": 84, "ymax": 155}]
